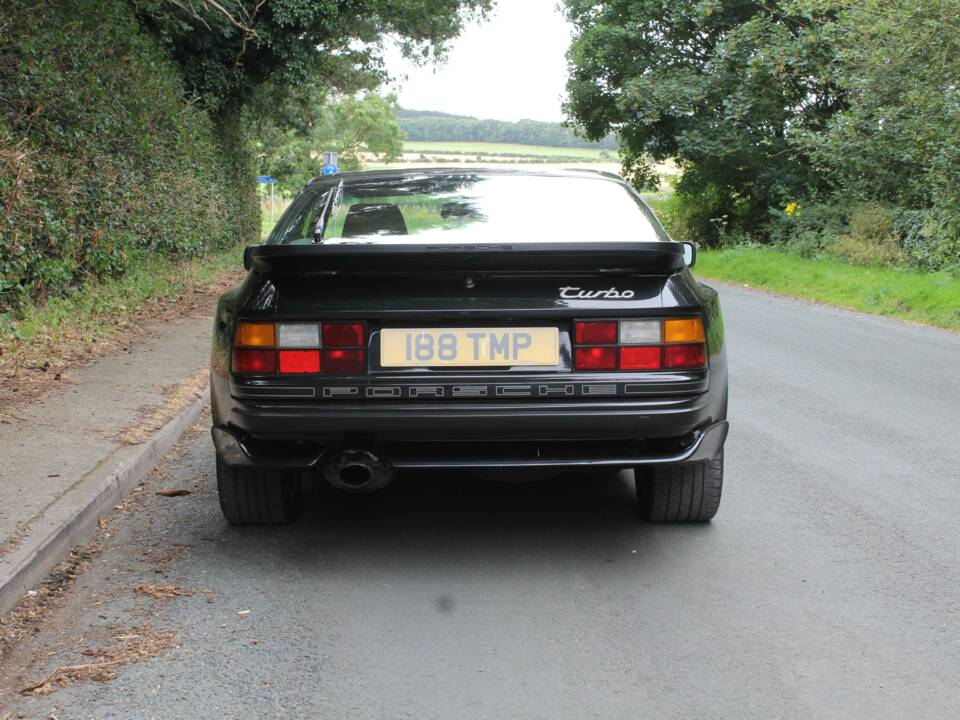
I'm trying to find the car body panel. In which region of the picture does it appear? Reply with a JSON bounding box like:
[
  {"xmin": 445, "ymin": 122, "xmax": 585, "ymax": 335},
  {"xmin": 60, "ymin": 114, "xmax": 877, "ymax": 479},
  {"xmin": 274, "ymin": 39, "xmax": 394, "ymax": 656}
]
[{"xmin": 210, "ymin": 169, "xmax": 728, "ymax": 471}]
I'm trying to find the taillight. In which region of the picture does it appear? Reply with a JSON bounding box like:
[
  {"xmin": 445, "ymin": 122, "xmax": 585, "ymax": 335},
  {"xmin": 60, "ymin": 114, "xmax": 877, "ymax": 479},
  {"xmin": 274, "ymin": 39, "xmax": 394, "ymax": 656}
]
[
  {"xmin": 573, "ymin": 318, "xmax": 706, "ymax": 371},
  {"xmin": 232, "ymin": 321, "xmax": 367, "ymax": 375},
  {"xmin": 232, "ymin": 348, "xmax": 277, "ymax": 374},
  {"xmin": 619, "ymin": 346, "xmax": 661, "ymax": 370},
  {"xmin": 663, "ymin": 318, "xmax": 705, "ymax": 344},
  {"xmin": 574, "ymin": 346, "xmax": 617, "ymax": 370},
  {"xmin": 575, "ymin": 321, "xmax": 618, "ymax": 345},
  {"xmin": 664, "ymin": 344, "xmax": 707, "ymax": 369},
  {"xmin": 278, "ymin": 350, "xmax": 321, "ymax": 374},
  {"xmin": 323, "ymin": 348, "xmax": 366, "ymax": 374},
  {"xmin": 323, "ymin": 322, "xmax": 365, "ymax": 347},
  {"xmin": 235, "ymin": 322, "xmax": 275, "ymax": 348}
]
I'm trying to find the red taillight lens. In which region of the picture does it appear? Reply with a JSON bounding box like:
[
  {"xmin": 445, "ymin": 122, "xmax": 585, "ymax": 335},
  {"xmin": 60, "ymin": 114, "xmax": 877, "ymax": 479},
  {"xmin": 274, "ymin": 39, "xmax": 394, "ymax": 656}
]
[
  {"xmin": 322, "ymin": 322, "xmax": 365, "ymax": 347},
  {"xmin": 620, "ymin": 346, "xmax": 661, "ymax": 370},
  {"xmin": 279, "ymin": 350, "xmax": 321, "ymax": 374},
  {"xmin": 232, "ymin": 349, "xmax": 276, "ymax": 374},
  {"xmin": 323, "ymin": 349, "xmax": 366, "ymax": 374},
  {"xmin": 664, "ymin": 344, "xmax": 707, "ymax": 369},
  {"xmin": 575, "ymin": 321, "xmax": 618, "ymax": 345},
  {"xmin": 575, "ymin": 346, "xmax": 617, "ymax": 370}
]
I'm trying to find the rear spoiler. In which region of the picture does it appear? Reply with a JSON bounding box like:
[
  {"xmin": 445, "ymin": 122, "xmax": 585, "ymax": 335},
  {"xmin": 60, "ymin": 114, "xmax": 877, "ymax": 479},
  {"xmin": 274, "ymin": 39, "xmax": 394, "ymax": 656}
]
[{"xmin": 243, "ymin": 242, "xmax": 687, "ymax": 275}]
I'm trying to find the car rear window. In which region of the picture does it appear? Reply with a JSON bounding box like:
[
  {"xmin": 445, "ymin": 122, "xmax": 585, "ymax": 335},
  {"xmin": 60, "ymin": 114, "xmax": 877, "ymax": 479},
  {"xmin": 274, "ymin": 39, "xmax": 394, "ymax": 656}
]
[{"xmin": 267, "ymin": 174, "xmax": 666, "ymax": 245}]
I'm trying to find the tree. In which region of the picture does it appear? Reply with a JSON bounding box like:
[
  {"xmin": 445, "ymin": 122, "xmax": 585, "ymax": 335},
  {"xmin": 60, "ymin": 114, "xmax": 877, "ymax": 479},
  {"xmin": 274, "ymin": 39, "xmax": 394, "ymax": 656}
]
[
  {"xmin": 563, "ymin": 1, "xmax": 846, "ymax": 240},
  {"xmin": 797, "ymin": 0, "xmax": 960, "ymax": 266},
  {"xmin": 258, "ymin": 93, "xmax": 404, "ymax": 193},
  {"xmin": 134, "ymin": 0, "xmax": 492, "ymax": 113},
  {"xmin": 131, "ymin": 0, "xmax": 490, "ymax": 249}
]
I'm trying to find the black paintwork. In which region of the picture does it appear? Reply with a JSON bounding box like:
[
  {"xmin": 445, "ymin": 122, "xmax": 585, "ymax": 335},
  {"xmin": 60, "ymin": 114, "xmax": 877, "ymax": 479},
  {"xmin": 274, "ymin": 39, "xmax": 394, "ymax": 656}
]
[{"xmin": 210, "ymin": 168, "xmax": 728, "ymax": 470}]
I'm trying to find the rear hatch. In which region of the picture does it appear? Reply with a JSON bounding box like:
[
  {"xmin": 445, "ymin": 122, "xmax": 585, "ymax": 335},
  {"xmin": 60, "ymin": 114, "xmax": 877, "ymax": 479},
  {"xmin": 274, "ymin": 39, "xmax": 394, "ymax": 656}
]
[
  {"xmin": 231, "ymin": 242, "xmax": 708, "ymax": 397},
  {"xmin": 245, "ymin": 241, "xmax": 679, "ymax": 371}
]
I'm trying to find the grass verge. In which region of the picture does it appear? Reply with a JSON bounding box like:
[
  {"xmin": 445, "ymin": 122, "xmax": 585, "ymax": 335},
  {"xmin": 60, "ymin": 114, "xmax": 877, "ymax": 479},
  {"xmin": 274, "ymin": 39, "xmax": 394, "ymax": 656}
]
[
  {"xmin": 696, "ymin": 247, "xmax": 960, "ymax": 331},
  {"xmin": 0, "ymin": 245, "xmax": 246, "ymax": 408}
]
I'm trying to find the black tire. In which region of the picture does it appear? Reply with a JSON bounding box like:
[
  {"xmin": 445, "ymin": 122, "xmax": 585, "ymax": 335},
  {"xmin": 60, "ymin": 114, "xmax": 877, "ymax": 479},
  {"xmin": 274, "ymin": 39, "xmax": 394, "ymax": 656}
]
[
  {"xmin": 216, "ymin": 456, "xmax": 302, "ymax": 526},
  {"xmin": 635, "ymin": 451, "xmax": 724, "ymax": 523}
]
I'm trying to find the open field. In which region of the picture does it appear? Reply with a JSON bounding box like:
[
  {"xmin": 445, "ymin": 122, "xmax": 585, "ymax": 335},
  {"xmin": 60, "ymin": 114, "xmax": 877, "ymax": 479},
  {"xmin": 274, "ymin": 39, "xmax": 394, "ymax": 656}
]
[
  {"xmin": 366, "ymin": 159, "xmax": 624, "ymax": 174},
  {"xmin": 363, "ymin": 141, "xmax": 624, "ymax": 173},
  {"xmin": 401, "ymin": 141, "xmax": 616, "ymax": 160}
]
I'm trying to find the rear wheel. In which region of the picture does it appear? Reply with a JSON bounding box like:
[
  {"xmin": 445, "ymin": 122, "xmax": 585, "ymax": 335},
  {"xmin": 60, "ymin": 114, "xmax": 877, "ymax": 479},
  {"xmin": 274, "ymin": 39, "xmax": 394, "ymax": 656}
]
[
  {"xmin": 635, "ymin": 451, "xmax": 724, "ymax": 523},
  {"xmin": 216, "ymin": 456, "xmax": 302, "ymax": 526}
]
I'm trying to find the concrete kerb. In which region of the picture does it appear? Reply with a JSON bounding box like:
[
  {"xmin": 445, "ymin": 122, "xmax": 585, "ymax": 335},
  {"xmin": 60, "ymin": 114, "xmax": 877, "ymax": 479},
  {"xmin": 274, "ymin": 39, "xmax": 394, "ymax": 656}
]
[{"xmin": 0, "ymin": 389, "xmax": 210, "ymax": 616}]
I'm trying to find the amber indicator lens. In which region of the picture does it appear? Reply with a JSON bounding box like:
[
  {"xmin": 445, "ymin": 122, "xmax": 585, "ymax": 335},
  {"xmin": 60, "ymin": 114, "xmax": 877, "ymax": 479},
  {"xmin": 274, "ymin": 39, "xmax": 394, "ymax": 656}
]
[
  {"xmin": 234, "ymin": 322, "xmax": 276, "ymax": 348},
  {"xmin": 575, "ymin": 321, "xmax": 618, "ymax": 345},
  {"xmin": 664, "ymin": 318, "xmax": 705, "ymax": 344},
  {"xmin": 322, "ymin": 323, "xmax": 365, "ymax": 347},
  {"xmin": 232, "ymin": 349, "xmax": 277, "ymax": 374}
]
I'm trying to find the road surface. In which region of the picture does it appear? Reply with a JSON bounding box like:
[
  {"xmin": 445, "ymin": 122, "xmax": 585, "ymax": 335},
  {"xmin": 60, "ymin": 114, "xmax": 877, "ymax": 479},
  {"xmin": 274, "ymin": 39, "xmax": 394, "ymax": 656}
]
[{"xmin": 2, "ymin": 284, "xmax": 959, "ymax": 719}]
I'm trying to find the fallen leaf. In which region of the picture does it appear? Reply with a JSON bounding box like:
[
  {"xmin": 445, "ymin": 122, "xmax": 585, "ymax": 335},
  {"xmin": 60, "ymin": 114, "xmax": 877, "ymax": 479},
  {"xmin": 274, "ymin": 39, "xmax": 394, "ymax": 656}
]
[
  {"xmin": 134, "ymin": 583, "xmax": 194, "ymax": 600},
  {"xmin": 155, "ymin": 488, "xmax": 191, "ymax": 497}
]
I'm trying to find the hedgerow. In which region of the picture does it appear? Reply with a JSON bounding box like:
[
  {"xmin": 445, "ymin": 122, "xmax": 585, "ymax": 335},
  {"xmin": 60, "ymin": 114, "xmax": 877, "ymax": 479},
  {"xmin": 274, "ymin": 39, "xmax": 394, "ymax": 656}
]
[{"xmin": 0, "ymin": 0, "xmax": 258, "ymax": 312}]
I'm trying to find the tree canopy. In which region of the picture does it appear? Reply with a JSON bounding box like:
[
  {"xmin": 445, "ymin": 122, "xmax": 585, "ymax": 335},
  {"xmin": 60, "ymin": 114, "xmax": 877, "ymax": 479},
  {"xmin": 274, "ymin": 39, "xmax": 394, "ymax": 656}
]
[
  {"xmin": 563, "ymin": 0, "xmax": 959, "ymax": 266},
  {"xmin": 134, "ymin": 0, "xmax": 492, "ymax": 113},
  {"xmin": 258, "ymin": 93, "xmax": 404, "ymax": 194},
  {"xmin": 564, "ymin": 0, "xmax": 845, "ymax": 233}
]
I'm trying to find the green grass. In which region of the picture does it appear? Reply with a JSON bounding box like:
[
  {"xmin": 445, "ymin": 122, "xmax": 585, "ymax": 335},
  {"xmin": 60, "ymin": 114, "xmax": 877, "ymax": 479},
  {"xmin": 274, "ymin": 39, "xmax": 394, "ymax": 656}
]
[
  {"xmin": 696, "ymin": 247, "xmax": 960, "ymax": 331},
  {"xmin": 402, "ymin": 141, "xmax": 616, "ymax": 160}
]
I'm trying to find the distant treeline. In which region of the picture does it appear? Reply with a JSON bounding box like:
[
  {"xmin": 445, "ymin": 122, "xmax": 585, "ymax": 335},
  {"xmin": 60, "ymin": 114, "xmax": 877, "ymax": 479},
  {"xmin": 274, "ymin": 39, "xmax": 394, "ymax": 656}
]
[{"xmin": 397, "ymin": 110, "xmax": 618, "ymax": 150}]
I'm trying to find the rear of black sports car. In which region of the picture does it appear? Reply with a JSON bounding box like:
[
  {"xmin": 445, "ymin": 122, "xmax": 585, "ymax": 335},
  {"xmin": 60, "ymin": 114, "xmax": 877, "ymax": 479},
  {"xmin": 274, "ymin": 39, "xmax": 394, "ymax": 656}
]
[{"xmin": 210, "ymin": 169, "xmax": 728, "ymax": 525}]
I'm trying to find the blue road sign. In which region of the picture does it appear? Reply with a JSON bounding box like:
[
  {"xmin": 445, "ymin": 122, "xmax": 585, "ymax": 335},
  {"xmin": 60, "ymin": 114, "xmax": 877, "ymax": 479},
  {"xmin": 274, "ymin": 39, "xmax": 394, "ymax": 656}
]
[
  {"xmin": 256, "ymin": 176, "xmax": 277, "ymax": 184},
  {"xmin": 321, "ymin": 164, "xmax": 338, "ymax": 176}
]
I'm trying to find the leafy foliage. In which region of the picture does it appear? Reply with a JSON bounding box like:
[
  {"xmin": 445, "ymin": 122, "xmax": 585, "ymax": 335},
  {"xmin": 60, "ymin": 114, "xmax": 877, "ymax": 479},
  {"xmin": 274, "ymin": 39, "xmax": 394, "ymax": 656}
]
[
  {"xmin": 563, "ymin": 0, "xmax": 959, "ymax": 269},
  {"xmin": 798, "ymin": 0, "xmax": 960, "ymax": 269},
  {"xmin": 564, "ymin": 0, "xmax": 845, "ymax": 237},
  {"xmin": 135, "ymin": 0, "xmax": 492, "ymax": 111},
  {"xmin": 1, "ymin": 0, "xmax": 492, "ymax": 311},
  {"xmin": 0, "ymin": 0, "xmax": 256, "ymax": 311},
  {"xmin": 257, "ymin": 93, "xmax": 405, "ymax": 194}
]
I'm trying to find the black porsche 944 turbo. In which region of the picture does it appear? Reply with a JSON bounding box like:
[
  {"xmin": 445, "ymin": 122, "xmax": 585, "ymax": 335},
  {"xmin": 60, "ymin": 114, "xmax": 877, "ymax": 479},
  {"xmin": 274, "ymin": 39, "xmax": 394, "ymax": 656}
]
[{"xmin": 210, "ymin": 169, "xmax": 729, "ymax": 525}]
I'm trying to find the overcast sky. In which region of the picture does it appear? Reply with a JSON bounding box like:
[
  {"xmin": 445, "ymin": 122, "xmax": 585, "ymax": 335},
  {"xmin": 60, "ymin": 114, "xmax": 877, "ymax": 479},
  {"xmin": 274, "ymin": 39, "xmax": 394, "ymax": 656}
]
[{"xmin": 383, "ymin": 0, "xmax": 573, "ymax": 123}]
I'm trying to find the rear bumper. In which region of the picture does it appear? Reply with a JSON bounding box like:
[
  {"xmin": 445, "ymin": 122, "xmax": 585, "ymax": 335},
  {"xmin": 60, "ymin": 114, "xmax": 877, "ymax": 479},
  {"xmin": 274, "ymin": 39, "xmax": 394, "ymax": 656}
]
[
  {"xmin": 213, "ymin": 420, "xmax": 728, "ymax": 470},
  {"xmin": 212, "ymin": 394, "xmax": 727, "ymax": 470}
]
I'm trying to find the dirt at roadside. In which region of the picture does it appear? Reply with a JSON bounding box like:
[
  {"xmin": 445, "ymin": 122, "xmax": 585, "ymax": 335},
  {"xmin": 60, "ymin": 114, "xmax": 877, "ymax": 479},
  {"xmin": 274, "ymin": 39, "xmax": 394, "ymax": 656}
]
[
  {"xmin": 0, "ymin": 269, "xmax": 242, "ymax": 416},
  {"xmin": 0, "ymin": 420, "xmax": 208, "ymax": 707}
]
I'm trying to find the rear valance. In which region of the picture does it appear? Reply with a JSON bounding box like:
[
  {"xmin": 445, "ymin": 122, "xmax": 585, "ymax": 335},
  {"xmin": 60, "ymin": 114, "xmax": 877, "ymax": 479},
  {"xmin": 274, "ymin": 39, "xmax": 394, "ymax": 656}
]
[{"xmin": 244, "ymin": 242, "xmax": 686, "ymax": 275}]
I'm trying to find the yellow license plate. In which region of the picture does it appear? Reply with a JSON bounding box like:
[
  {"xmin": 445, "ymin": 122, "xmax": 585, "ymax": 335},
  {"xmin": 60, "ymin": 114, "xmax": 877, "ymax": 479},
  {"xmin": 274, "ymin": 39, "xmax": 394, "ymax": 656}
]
[{"xmin": 380, "ymin": 327, "xmax": 559, "ymax": 367}]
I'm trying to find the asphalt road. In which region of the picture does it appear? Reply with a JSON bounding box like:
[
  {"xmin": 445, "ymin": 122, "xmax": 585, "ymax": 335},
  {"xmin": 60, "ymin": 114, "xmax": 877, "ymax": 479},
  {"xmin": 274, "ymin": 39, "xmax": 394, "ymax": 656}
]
[{"xmin": 2, "ymin": 284, "xmax": 959, "ymax": 719}]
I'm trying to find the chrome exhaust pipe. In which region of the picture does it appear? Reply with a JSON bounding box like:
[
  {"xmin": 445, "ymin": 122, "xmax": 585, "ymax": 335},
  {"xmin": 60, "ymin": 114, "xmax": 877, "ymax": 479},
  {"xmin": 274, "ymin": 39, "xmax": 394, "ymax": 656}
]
[{"xmin": 322, "ymin": 449, "xmax": 396, "ymax": 493}]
